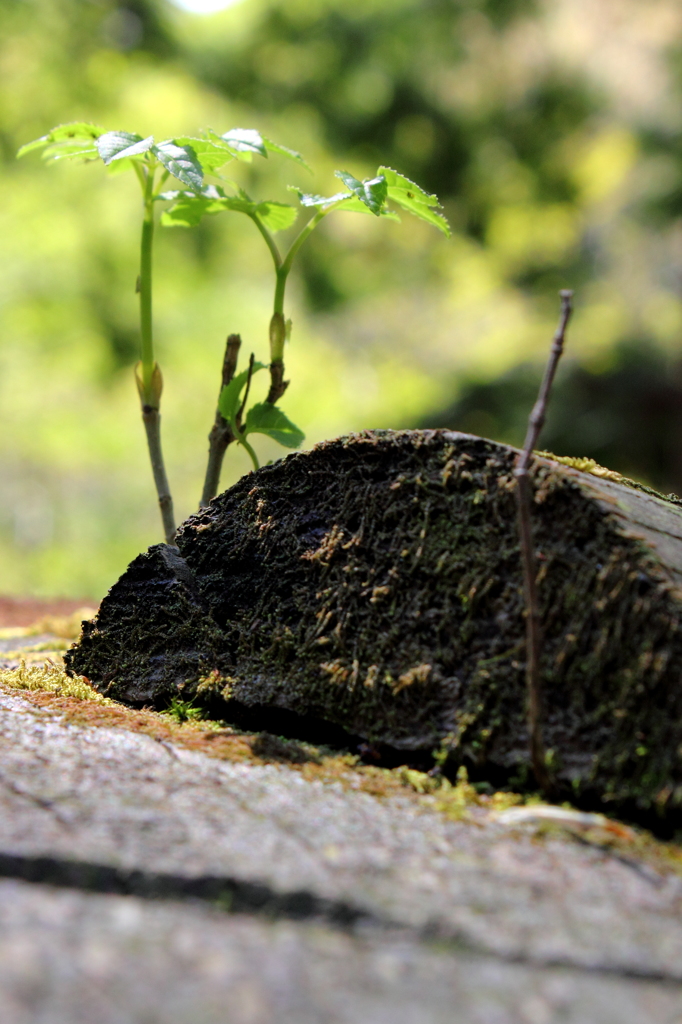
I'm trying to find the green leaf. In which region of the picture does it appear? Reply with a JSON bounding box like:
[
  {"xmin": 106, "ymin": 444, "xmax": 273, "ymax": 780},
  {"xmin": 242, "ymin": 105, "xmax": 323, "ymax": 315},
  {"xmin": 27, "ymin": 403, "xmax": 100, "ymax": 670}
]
[
  {"xmin": 376, "ymin": 166, "xmax": 451, "ymax": 236},
  {"xmin": 157, "ymin": 185, "xmax": 225, "ymax": 202},
  {"xmin": 335, "ymin": 170, "xmax": 387, "ymax": 215},
  {"xmin": 17, "ymin": 122, "xmax": 103, "ymax": 158},
  {"xmin": 289, "ymin": 188, "xmax": 348, "ymax": 208},
  {"xmin": 43, "ymin": 122, "xmax": 103, "ymax": 142},
  {"xmin": 337, "ymin": 195, "xmax": 401, "ymax": 221},
  {"xmin": 96, "ymin": 131, "xmax": 154, "ymax": 164},
  {"xmin": 377, "ymin": 167, "xmax": 440, "ymax": 207},
  {"xmin": 221, "ymin": 128, "xmax": 267, "ymax": 161},
  {"xmin": 262, "ymin": 136, "xmax": 311, "ymax": 172},
  {"xmin": 288, "ymin": 187, "xmax": 400, "ymax": 220},
  {"xmin": 153, "ymin": 141, "xmax": 203, "ymax": 191},
  {"xmin": 392, "ymin": 198, "xmax": 450, "ymax": 235},
  {"xmin": 160, "ymin": 186, "xmax": 297, "ymax": 232},
  {"xmin": 17, "ymin": 137, "xmax": 52, "ymax": 158},
  {"xmin": 218, "ymin": 363, "xmax": 267, "ymax": 425},
  {"xmin": 160, "ymin": 188, "xmax": 242, "ymax": 228},
  {"xmin": 254, "ymin": 201, "xmax": 298, "ymax": 232},
  {"xmin": 243, "ymin": 403, "xmax": 305, "ymax": 448},
  {"xmin": 175, "ymin": 137, "xmax": 236, "ymax": 173},
  {"xmin": 42, "ymin": 141, "xmax": 99, "ymax": 162},
  {"xmin": 160, "ymin": 197, "xmax": 214, "ymax": 227},
  {"xmin": 105, "ymin": 158, "xmax": 138, "ymax": 177}
]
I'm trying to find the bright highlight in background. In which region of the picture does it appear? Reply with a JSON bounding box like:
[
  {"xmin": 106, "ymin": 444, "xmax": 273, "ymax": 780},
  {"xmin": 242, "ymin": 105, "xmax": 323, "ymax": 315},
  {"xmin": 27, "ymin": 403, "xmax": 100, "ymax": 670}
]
[{"xmin": 169, "ymin": 0, "xmax": 243, "ymax": 13}]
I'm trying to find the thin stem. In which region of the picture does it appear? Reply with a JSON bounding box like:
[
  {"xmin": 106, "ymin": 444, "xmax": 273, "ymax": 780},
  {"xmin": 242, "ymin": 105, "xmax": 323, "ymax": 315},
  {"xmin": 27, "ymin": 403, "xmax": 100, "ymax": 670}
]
[
  {"xmin": 252, "ymin": 206, "xmax": 332, "ymax": 410},
  {"xmin": 139, "ymin": 166, "xmax": 156, "ymax": 400},
  {"xmin": 134, "ymin": 158, "xmax": 177, "ymax": 543},
  {"xmin": 270, "ymin": 206, "xmax": 332, "ymax": 326},
  {"xmin": 249, "ymin": 213, "xmax": 281, "ymax": 271},
  {"xmin": 142, "ymin": 406, "xmax": 176, "ymax": 545},
  {"xmin": 266, "ymin": 354, "xmax": 288, "ymax": 406},
  {"xmin": 200, "ymin": 333, "xmax": 241, "ymax": 508},
  {"xmin": 513, "ymin": 289, "xmax": 573, "ymax": 795},
  {"xmin": 273, "ymin": 268, "xmax": 287, "ymax": 317},
  {"xmin": 154, "ymin": 169, "xmax": 170, "ymax": 194},
  {"xmin": 225, "ymin": 352, "xmax": 260, "ymax": 473},
  {"xmin": 280, "ymin": 207, "xmax": 330, "ymax": 278},
  {"xmin": 237, "ymin": 352, "xmax": 256, "ymax": 424},
  {"xmin": 240, "ymin": 436, "xmax": 260, "ymax": 472},
  {"xmin": 518, "ymin": 291, "xmax": 574, "ymax": 464}
]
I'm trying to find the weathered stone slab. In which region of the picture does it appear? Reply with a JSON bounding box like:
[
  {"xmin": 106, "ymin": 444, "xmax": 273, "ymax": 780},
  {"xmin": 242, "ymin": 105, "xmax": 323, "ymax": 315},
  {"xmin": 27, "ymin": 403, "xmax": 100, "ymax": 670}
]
[
  {"xmin": 1, "ymin": 686, "xmax": 682, "ymax": 982},
  {"xmin": 2, "ymin": 878, "xmax": 681, "ymax": 1024}
]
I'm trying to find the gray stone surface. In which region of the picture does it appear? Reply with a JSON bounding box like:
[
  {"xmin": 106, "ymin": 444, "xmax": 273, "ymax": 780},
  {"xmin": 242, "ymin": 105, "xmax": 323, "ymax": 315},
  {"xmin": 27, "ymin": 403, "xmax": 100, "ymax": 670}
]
[
  {"xmin": 2, "ymin": 878, "xmax": 682, "ymax": 1024},
  {"xmin": 2, "ymin": 684, "xmax": 682, "ymax": 1022}
]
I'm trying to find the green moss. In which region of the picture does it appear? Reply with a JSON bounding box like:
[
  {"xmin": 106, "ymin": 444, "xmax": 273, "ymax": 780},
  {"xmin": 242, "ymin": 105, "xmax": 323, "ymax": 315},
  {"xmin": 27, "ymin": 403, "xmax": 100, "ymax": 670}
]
[{"xmin": 1, "ymin": 659, "xmax": 111, "ymax": 703}]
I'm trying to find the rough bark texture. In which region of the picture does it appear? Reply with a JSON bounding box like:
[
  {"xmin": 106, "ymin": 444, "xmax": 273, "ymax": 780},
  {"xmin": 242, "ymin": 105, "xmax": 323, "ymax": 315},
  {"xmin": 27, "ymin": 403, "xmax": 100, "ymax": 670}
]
[{"xmin": 66, "ymin": 430, "xmax": 682, "ymax": 817}]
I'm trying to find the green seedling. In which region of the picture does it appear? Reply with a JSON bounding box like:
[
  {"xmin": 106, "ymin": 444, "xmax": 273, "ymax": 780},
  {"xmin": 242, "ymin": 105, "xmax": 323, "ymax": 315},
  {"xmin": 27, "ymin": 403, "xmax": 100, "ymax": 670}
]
[
  {"xmin": 162, "ymin": 695, "xmax": 205, "ymax": 724},
  {"xmin": 162, "ymin": 161, "xmax": 450, "ymax": 495},
  {"xmin": 19, "ymin": 122, "xmax": 450, "ymax": 536},
  {"xmin": 18, "ymin": 122, "xmax": 305, "ymax": 538}
]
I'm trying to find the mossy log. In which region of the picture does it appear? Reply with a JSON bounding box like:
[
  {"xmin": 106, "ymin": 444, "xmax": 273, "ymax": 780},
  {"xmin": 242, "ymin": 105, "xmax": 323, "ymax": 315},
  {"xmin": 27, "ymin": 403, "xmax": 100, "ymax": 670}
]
[{"xmin": 66, "ymin": 430, "xmax": 682, "ymax": 817}]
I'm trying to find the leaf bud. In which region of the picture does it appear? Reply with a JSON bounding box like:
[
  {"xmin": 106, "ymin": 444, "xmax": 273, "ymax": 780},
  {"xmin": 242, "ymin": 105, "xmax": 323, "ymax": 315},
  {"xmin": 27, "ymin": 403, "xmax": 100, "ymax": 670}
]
[
  {"xmin": 269, "ymin": 312, "xmax": 286, "ymax": 363},
  {"xmin": 135, "ymin": 360, "xmax": 163, "ymax": 410}
]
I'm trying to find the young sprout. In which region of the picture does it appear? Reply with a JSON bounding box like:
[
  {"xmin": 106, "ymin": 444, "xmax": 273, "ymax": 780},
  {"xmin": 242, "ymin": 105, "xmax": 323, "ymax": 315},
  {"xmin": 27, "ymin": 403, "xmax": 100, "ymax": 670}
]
[
  {"xmin": 162, "ymin": 156, "xmax": 450, "ymax": 495},
  {"xmin": 216, "ymin": 353, "xmax": 305, "ymax": 472},
  {"xmin": 17, "ymin": 123, "xmax": 303, "ymax": 535},
  {"xmin": 19, "ymin": 123, "xmax": 450, "ymax": 527}
]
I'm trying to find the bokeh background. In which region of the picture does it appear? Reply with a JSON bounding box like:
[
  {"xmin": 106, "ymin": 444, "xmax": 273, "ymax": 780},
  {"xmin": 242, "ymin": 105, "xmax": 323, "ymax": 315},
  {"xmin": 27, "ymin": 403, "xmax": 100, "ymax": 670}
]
[{"xmin": 3, "ymin": 0, "xmax": 682, "ymax": 598}]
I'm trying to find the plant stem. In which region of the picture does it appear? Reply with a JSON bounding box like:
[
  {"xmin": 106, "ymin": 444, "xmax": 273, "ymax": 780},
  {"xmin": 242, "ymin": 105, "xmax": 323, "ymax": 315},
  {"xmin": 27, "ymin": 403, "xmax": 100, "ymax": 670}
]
[
  {"xmin": 240, "ymin": 436, "xmax": 260, "ymax": 472},
  {"xmin": 139, "ymin": 168, "xmax": 156, "ymax": 400},
  {"xmin": 135, "ymin": 160, "xmax": 176, "ymax": 543},
  {"xmin": 266, "ymin": 309, "xmax": 289, "ymax": 405},
  {"xmin": 237, "ymin": 352, "xmax": 256, "ymax": 424},
  {"xmin": 200, "ymin": 333, "xmax": 241, "ymax": 507},
  {"xmin": 252, "ymin": 206, "xmax": 331, "ymax": 407},
  {"xmin": 280, "ymin": 207, "xmax": 329, "ymax": 278},
  {"xmin": 231, "ymin": 353, "xmax": 260, "ymax": 472},
  {"xmin": 273, "ymin": 268, "xmax": 287, "ymax": 317},
  {"xmin": 249, "ymin": 213, "xmax": 282, "ymax": 272},
  {"xmin": 514, "ymin": 289, "xmax": 573, "ymax": 794},
  {"xmin": 142, "ymin": 404, "xmax": 176, "ymax": 545}
]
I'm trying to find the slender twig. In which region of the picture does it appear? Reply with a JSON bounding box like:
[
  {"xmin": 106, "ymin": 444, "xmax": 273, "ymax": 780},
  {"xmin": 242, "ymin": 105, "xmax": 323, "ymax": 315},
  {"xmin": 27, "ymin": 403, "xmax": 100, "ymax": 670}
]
[
  {"xmin": 200, "ymin": 334, "xmax": 241, "ymax": 508},
  {"xmin": 514, "ymin": 289, "xmax": 573, "ymax": 794}
]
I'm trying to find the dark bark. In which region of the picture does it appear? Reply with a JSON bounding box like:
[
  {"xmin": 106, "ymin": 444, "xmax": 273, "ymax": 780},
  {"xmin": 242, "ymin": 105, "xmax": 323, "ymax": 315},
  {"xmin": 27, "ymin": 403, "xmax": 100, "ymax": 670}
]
[
  {"xmin": 200, "ymin": 334, "xmax": 241, "ymax": 508},
  {"xmin": 67, "ymin": 430, "xmax": 682, "ymax": 818}
]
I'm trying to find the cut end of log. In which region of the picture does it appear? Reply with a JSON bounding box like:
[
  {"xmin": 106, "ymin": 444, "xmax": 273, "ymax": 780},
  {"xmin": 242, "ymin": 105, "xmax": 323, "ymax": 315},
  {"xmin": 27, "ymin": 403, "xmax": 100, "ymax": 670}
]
[{"xmin": 66, "ymin": 430, "xmax": 682, "ymax": 820}]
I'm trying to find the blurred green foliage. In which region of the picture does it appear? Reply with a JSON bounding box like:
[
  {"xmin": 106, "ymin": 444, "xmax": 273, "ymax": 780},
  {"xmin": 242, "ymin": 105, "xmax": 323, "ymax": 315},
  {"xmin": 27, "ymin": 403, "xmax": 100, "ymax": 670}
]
[{"xmin": 2, "ymin": 0, "xmax": 682, "ymax": 596}]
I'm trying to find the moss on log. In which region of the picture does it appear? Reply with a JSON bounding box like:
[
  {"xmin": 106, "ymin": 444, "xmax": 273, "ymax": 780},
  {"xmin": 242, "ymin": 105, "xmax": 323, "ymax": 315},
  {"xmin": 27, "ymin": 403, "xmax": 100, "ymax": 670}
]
[{"xmin": 66, "ymin": 430, "xmax": 682, "ymax": 817}]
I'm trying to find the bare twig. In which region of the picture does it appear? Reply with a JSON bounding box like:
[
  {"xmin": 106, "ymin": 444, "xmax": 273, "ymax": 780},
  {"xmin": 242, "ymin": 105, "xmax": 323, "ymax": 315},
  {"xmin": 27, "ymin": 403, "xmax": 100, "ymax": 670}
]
[
  {"xmin": 514, "ymin": 289, "xmax": 573, "ymax": 794},
  {"xmin": 200, "ymin": 334, "xmax": 241, "ymax": 508}
]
